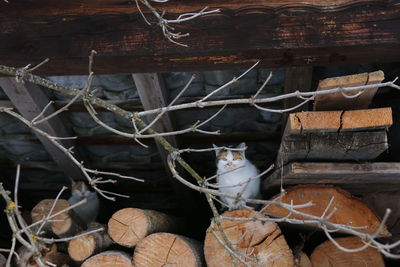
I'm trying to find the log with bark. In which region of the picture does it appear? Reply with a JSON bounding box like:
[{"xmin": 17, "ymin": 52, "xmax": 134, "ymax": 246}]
[
  {"xmin": 204, "ymin": 209, "xmax": 294, "ymax": 267},
  {"xmin": 107, "ymin": 208, "xmax": 184, "ymax": 248},
  {"xmin": 68, "ymin": 222, "xmax": 113, "ymax": 262},
  {"xmin": 310, "ymin": 236, "xmax": 385, "ymax": 267},
  {"xmin": 133, "ymin": 232, "xmax": 204, "ymax": 267},
  {"xmin": 263, "ymin": 185, "xmax": 391, "ymax": 237},
  {"xmin": 17, "ymin": 244, "xmax": 73, "ymax": 267},
  {"xmin": 81, "ymin": 250, "xmax": 134, "ymax": 267},
  {"xmin": 31, "ymin": 199, "xmax": 85, "ymax": 237}
]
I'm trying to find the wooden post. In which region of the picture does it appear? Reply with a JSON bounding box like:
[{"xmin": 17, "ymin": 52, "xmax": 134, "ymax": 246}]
[
  {"xmin": 107, "ymin": 208, "xmax": 184, "ymax": 248},
  {"xmin": 0, "ymin": 78, "xmax": 85, "ymax": 180},
  {"xmin": 263, "ymin": 185, "xmax": 391, "ymax": 237},
  {"xmin": 204, "ymin": 209, "xmax": 294, "ymax": 267},
  {"xmin": 81, "ymin": 251, "xmax": 134, "ymax": 267},
  {"xmin": 134, "ymin": 233, "xmax": 204, "ymax": 267},
  {"xmin": 68, "ymin": 222, "xmax": 113, "ymax": 262},
  {"xmin": 310, "ymin": 236, "xmax": 385, "ymax": 267},
  {"xmin": 31, "ymin": 199, "xmax": 85, "ymax": 237}
]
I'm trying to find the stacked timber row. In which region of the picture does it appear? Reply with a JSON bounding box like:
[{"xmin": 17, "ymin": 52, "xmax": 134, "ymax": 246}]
[
  {"xmin": 77, "ymin": 208, "xmax": 204, "ymax": 266},
  {"xmin": 260, "ymin": 71, "xmax": 395, "ymax": 266}
]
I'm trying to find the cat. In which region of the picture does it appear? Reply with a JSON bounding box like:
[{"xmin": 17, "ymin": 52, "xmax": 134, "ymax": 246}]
[
  {"xmin": 213, "ymin": 142, "xmax": 260, "ymax": 210},
  {"xmin": 68, "ymin": 181, "xmax": 100, "ymax": 224}
]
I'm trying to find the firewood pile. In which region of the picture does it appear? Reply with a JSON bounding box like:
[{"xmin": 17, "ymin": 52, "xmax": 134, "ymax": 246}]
[{"xmin": 15, "ymin": 182, "xmax": 389, "ymax": 267}]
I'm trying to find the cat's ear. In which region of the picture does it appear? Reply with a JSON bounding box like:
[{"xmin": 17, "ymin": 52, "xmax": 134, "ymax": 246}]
[
  {"xmin": 237, "ymin": 142, "xmax": 247, "ymax": 155},
  {"xmin": 237, "ymin": 142, "xmax": 246, "ymax": 150},
  {"xmin": 212, "ymin": 144, "xmax": 220, "ymax": 156}
]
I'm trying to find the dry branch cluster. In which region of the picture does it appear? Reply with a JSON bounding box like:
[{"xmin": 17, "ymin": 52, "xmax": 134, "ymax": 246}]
[{"xmin": 0, "ymin": 50, "xmax": 400, "ymax": 266}]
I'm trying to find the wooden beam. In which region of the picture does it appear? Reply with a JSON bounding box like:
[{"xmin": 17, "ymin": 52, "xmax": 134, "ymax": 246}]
[
  {"xmin": 263, "ymin": 162, "xmax": 400, "ymax": 194},
  {"xmin": 313, "ymin": 71, "xmax": 385, "ymax": 111},
  {"xmin": 0, "ymin": 78, "xmax": 85, "ymax": 180},
  {"xmin": 1, "ymin": 1, "xmax": 400, "ymax": 75},
  {"xmin": 277, "ymin": 131, "xmax": 388, "ymax": 165},
  {"xmin": 132, "ymin": 73, "xmax": 199, "ymax": 211}
]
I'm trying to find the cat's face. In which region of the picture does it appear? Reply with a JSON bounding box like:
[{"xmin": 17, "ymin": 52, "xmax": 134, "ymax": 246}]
[
  {"xmin": 214, "ymin": 143, "xmax": 246, "ymax": 172},
  {"xmin": 71, "ymin": 181, "xmax": 92, "ymax": 198}
]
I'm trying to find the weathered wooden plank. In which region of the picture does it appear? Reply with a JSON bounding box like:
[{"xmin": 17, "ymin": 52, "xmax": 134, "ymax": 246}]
[
  {"xmin": 0, "ymin": 78, "xmax": 85, "ymax": 180},
  {"xmin": 313, "ymin": 71, "xmax": 385, "ymax": 111},
  {"xmin": 287, "ymin": 108, "xmax": 392, "ymax": 134},
  {"xmin": 277, "ymin": 131, "xmax": 388, "ymax": 165},
  {"xmin": 263, "ymin": 162, "xmax": 400, "ymax": 193},
  {"xmin": 0, "ymin": 1, "xmax": 399, "ymax": 75}
]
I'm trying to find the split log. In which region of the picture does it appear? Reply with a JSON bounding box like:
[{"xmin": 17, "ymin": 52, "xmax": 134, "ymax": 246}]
[
  {"xmin": 81, "ymin": 251, "xmax": 134, "ymax": 267},
  {"xmin": 313, "ymin": 71, "xmax": 385, "ymax": 111},
  {"xmin": 31, "ymin": 199, "xmax": 85, "ymax": 237},
  {"xmin": 0, "ymin": 253, "xmax": 5, "ymax": 267},
  {"xmin": 68, "ymin": 222, "xmax": 113, "ymax": 262},
  {"xmin": 17, "ymin": 244, "xmax": 73, "ymax": 267},
  {"xmin": 204, "ymin": 209, "xmax": 294, "ymax": 267},
  {"xmin": 133, "ymin": 232, "xmax": 204, "ymax": 267},
  {"xmin": 287, "ymin": 108, "xmax": 392, "ymax": 134},
  {"xmin": 310, "ymin": 236, "xmax": 385, "ymax": 267},
  {"xmin": 107, "ymin": 208, "xmax": 184, "ymax": 248},
  {"xmin": 263, "ymin": 185, "xmax": 391, "ymax": 237}
]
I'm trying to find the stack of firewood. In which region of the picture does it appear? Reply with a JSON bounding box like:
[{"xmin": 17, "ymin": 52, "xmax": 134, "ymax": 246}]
[
  {"xmin": 23, "ymin": 204, "xmax": 204, "ymax": 266},
  {"xmin": 20, "ymin": 183, "xmax": 389, "ymax": 267}
]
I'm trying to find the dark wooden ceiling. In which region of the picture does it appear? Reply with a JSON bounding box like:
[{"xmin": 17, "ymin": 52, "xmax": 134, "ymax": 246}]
[{"xmin": 1, "ymin": 0, "xmax": 400, "ymax": 75}]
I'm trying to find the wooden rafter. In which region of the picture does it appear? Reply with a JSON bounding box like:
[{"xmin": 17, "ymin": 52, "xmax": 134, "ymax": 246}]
[
  {"xmin": 0, "ymin": 78, "xmax": 85, "ymax": 180},
  {"xmin": 132, "ymin": 73, "xmax": 198, "ymax": 210},
  {"xmin": 0, "ymin": 1, "xmax": 400, "ymax": 75}
]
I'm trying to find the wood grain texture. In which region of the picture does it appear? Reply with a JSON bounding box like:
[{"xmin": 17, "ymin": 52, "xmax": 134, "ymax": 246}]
[
  {"xmin": 264, "ymin": 162, "xmax": 400, "ymax": 191},
  {"xmin": 204, "ymin": 209, "xmax": 294, "ymax": 267},
  {"xmin": 0, "ymin": 1, "xmax": 400, "ymax": 75},
  {"xmin": 107, "ymin": 208, "xmax": 184, "ymax": 248},
  {"xmin": 81, "ymin": 250, "xmax": 134, "ymax": 267},
  {"xmin": 31, "ymin": 199, "xmax": 85, "ymax": 237},
  {"xmin": 263, "ymin": 185, "xmax": 391, "ymax": 237},
  {"xmin": 134, "ymin": 233, "xmax": 204, "ymax": 267},
  {"xmin": 310, "ymin": 236, "xmax": 385, "ymax": 267},
  {"xmin": 277, "ymin": 130, "xmax": 388, "ymax": 165},
  {"xmin": 313, "ymin": 71, "xmax": 385, "ymax": 110},
  {"xmin": 68, "ymin": 222, "xmax": 113, "ymax": 262},
  {"xmin": 287, "ymin": 108, "xmax": 392, "ymax": 133}
]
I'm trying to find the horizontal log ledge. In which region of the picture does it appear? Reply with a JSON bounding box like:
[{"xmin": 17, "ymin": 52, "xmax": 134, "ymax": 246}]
[{"xmin": 264, "ymin": 162, "xmax": 400, "ymax": 189}]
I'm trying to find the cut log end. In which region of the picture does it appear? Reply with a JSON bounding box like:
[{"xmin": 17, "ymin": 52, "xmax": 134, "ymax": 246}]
[
  {"xmin": 263, "ymin": 185, "xmax": 391, "ymax": 237},
  {"xmin": 31, "ymin": 199, "xmax": 72, "ymax": 235},
  {"xmin": 107, "ymin": 208, "xmax": 181, "ymax": 248},
  {"xmin": 81, "ymin": 251, "xmax": 134, "ymax": 267},
  {"xmin": 310, "ymin": 236, "xmax": 385, "ymax": 267},
  {"xmin": 204, "ymin": 209, "xmax": 294, "ymax": 267},
  {"xmin": 134, "ymin": 232, "xmax": 204, "ymax": 267},
  {"xmin": 68, "ymin": 223, "xmax": 113, "ymax": 262},
  {"xmin": 68, "ymin": 234, "xmax": 96, "ymax": 261}
]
